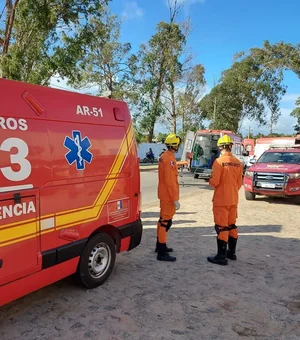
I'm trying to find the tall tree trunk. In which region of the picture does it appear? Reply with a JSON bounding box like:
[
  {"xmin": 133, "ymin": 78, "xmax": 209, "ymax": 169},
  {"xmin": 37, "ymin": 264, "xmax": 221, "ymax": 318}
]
[
  {"xmin": 2, "ymin": 0, "xmax": 20, "ymax": 56},
  {"xmin": 148, "ymin": 126, "xmax": 154, "ymax": 143},
  {"xmin": 270, "ymin": 111, "xmax": 274, "ymax": 134},
  {"xmin": 170, "ymin": 82, "xmax": 176, "ymax": 133},
  {"xmin": 172, "ymin": 116, "xmax": 176, "ymax": 134}
]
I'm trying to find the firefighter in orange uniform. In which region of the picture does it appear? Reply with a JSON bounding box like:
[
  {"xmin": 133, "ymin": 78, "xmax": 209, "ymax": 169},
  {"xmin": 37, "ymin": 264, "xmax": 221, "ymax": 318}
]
[
  {"xmin": 155, "ymin": 134, "xmax": 181, "ymax": 262},
  {"xmin": 207, "ymin": 135, "xmax": 243, "ymax": 265}
]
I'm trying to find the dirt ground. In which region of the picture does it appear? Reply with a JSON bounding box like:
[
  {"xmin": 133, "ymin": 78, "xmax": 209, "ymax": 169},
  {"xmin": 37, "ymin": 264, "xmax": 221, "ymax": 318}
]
[{"xmin": 1, "ymin": 183, "xmax": 300, "ymax": 340}]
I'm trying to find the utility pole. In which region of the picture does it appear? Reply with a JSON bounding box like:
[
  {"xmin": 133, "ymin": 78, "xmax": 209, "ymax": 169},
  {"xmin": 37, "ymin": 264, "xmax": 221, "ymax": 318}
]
[
  {"xmin": 270, "ymin": 112, "xmax": 274, "ymax": 135},
  {"xmin": 212, "ymin": 75, "xmax": 217, "ymax": 127},
  {"xmin": 213, "ymin": 97, "xmax": 217, "ymax": 125},
  {"xmin": 248, "ymin": 126, "xmax": 252, "ymax": 139}
]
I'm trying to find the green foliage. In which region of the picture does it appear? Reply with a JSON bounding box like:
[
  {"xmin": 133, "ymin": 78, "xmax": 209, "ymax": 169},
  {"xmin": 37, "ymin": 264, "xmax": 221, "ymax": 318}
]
[
  {"xmin": 235, "ymin": 40, "xmax": 300, "ymax": 129},
  {"xmin": 133, "ymin": 126, "xmax": 148, "ymax": 144},
  {"xmin": 68, "ymin": 11, "xmax": 138, "ymax": 100},
  {"xmin": 1, "ymin": 4, "xmax": 299, "ymax": 140},
  {"xmin": 161, "ymin": 63, "xmax": 206, "ymax": 134},
  {"xmin": 291, "ymin": 98, "xmax": 300, "ymax": 134},
  {"xmin": 291, "ymin": 98, "xmax": 300, "ymax": 119},
  {"xmin": 156, "ymin": 133, "xmax": 168, "ymax": 143},
  {"xmin": 134, "ymin": 21, "xmax": 186, "ymax": 142},
  {"xmin": 0, "ymin": 0, "xmax": 110, "ymax": 84},
  {"xmin": 235, "ymin": 40, "xmax": 300, "ymax": 78},
  {"xmin": 200, "ymin": 47, "xmax": 289, "ymax": 133}
]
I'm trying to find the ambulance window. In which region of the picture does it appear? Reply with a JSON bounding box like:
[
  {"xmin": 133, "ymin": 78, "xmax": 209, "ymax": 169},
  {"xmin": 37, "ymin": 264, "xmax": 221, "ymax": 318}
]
[{"xmin": 196, "ymin": 135, "xmax": 209, "ymax": 142}]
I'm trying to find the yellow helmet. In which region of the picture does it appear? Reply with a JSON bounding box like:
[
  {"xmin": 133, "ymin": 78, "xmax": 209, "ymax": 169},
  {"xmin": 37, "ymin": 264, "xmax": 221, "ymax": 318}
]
[
  {"xmin": 217, "ymin": 135, "xmax": 233, "ymax": 147},
  {"xmin": 165, "ymin": 133, "xmax": 181, "ymax": 146}
]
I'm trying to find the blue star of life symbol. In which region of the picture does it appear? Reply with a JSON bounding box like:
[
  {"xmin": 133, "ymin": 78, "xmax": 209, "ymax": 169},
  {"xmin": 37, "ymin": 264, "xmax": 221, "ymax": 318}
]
[{"xmin": 64, "ymin": 131, "xmax": 93, "ymax": 170}]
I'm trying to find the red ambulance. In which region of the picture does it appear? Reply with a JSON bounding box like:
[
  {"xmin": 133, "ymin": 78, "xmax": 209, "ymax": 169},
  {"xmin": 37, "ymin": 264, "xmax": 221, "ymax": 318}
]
[{"xmin": 0, "ymin": 78, "xmax": 142, "ymax": 306}]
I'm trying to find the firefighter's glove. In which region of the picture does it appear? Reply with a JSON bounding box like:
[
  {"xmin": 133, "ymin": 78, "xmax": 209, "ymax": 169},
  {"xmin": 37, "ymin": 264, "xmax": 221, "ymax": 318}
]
[{"xmin": 174, "ymin": 201, "xmax": 181, "ymax": 211}]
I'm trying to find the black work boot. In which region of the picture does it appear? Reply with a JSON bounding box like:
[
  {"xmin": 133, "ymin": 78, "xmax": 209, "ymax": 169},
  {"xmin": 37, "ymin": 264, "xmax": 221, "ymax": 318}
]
[
  {"xmin": 157, "ymin": 243, "xmax": 176, "ymax": 262},
  {"xmin": 155, "ymin": 238, "xmax": 173, "ymax": 253},
  {"xmin": 207, "ymin": 239, "xmax": 228, "ymax": 266},
  {"xmin": 227, "ymin": 236, "xmax": 237, "ymax": 260}
]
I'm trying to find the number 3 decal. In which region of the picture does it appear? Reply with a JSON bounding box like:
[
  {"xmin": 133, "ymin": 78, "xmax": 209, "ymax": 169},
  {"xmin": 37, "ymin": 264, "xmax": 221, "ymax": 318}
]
[{"xmin": 0, "ymin": 138, "xmax": 31, "ymax": 182}]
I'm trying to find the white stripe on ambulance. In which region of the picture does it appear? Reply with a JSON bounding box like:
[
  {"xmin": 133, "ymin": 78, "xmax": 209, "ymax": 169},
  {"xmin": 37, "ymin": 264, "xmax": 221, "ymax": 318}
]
[{"xmin": 0, "ymin": 201, "xmax": 36, "ymax": 220}]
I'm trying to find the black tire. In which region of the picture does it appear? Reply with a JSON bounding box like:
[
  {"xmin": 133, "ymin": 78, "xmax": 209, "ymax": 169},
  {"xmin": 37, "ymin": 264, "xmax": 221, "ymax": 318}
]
[
  {"xmin": 245, "ymin": 191, "xmax": 256, "ymax": 201},
  {"xmin": 194, "ymin": 174, "xmax": 199, "ymax": 179},
  {"xmin": 77, "ymin": 233, "xmax": 116, "ymax": 289}
]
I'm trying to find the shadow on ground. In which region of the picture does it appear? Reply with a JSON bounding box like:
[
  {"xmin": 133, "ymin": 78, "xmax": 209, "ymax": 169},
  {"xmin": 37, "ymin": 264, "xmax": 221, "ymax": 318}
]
[
  {"xmin": 142, "ymin": 211, "xmax": 197, "ymax": 219},
  {"xmin": 1, "ymin": 224, "xmax": 299, "ymax": 340},
  {"xmin": 253, "ymin": 196, "xmax": 300, "ymax": 206}
]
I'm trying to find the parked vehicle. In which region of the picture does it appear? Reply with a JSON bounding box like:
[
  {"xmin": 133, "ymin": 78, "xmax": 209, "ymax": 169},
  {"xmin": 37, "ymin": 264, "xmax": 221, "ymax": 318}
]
[
  {"xmin": 244, "ymin": 136, "xmax": 300, "ymax": 203},
  {"xmin": 245, "ymin": 137, "xmax": 296, "ymax": 170},
  {"xmin": 0, "ymin": 78, "xmax": 142, "ymax": 306},
  {"xmin": 181, "ymin": 130, "xmax": 249, "ymax": 180}
]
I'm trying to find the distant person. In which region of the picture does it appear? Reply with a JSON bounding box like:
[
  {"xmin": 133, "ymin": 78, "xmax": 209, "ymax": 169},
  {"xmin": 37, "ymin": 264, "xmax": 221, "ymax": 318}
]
[
  {"xmin": 146, "ymin": 148, "xmax": 154, "ymax": 162},
  {"xmin": 208, "ymin": 150, "xmax": 218, "ymax": 168},
  {"xmin": 207, "ymin": 135, "xmax": 243, "ymax": 266}
]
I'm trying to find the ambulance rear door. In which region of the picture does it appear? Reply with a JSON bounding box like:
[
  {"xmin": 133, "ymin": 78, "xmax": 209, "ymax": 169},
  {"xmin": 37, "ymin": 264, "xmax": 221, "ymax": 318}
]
[
  {"xmin": 181, "ymin": 130, "xmax": 195, "ymax": 161},
  {"xmin": 0, "ymin": 79, "xmax": 52, "ymax": 285}
]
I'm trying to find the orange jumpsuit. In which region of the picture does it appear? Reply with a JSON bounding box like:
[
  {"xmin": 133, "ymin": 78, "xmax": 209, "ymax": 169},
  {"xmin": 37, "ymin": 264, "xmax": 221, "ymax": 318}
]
[
  {"xmin": 209, "ymin": 151, "xmax": 243, "ymax": 242},
  {"xmin": 157, "ymin": 150, "xmax": 179, "ymax": 244}
]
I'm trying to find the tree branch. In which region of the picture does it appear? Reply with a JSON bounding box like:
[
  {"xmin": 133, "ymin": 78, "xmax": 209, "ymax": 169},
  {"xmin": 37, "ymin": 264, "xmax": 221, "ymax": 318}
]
[{"xmin": 2, "ymin": 0, "xmax": 20, "ymax": 55}]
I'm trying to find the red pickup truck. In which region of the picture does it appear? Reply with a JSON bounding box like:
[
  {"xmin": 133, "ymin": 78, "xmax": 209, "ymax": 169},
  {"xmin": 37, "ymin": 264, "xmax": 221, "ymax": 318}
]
[{"xmin": 243, "ymin": 140, "xmax": 300, "ymax": 203}]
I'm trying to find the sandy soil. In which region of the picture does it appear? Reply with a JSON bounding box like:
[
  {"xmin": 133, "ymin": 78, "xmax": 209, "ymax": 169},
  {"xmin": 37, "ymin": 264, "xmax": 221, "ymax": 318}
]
[{"xmin": 1, "ymin": 183, "xmax": 300, "ymax": 340}]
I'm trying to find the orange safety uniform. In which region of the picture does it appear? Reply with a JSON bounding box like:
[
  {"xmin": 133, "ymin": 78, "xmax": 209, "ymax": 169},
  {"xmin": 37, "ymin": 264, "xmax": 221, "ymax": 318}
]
[
  {"xmin": 209, "ymin": 151, "xmax": 243, "ymax": 242},
  {"xmin": 157, "ymin": 150, "xmax": 179, "ymax": 244}
]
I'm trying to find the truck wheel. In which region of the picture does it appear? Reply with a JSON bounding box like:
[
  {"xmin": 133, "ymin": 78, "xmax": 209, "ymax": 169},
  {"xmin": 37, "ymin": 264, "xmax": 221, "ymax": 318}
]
[
  {"xmin": 77, "ymin": 233, "xmax": 116, "ymax": 289},
  {"xmin": 245, "ymin": 191, "xmax": 256, "ymax": 201},
  {"xmin": 194, "ymin": 174, "xmax": 199, "ymax": 179}
]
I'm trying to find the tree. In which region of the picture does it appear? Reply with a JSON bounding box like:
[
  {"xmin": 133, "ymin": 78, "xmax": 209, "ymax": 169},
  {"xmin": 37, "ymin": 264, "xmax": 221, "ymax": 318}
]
[
  {"xmin": 134, "ymin": 1, "xmax": 186, "ymax": 142},
  {"xmin": 158, "ymin": 2, "xmax": 206, "ymax": 135},
  {"xmin": 234, "ymin": 41, "xmax": 300, "ymax": 126},
  {"xmin": 156, "ymin": 132, "xmax": 168, "ymax": 143},
  {"xmin": 199, "ymin": 53, "xmax": 288, "ymax": 132},
  {"xmin": 69, "ymin": 11, "xmax": 138, "ymax": 100},
  {"xmin": 133, "ymin": 122, "xmax": 147, "ymax": 144},
  {"xmin": 291, "ymin": 98, "xmax": 300, "ymax": 134},
  {"xmin": 0, "ymin": 0, "xmax": 110, "ymax": 84},
  {"xmin": 235, "ymin": 41, "xmax": 300, "ymax": 78},
  {"xmin": 262, "ymin": 70, "xmax": 286, "ymax": 134},
  {"xmin": 175, "ymin": 64, "xmax": 206, "ymax": 133}
]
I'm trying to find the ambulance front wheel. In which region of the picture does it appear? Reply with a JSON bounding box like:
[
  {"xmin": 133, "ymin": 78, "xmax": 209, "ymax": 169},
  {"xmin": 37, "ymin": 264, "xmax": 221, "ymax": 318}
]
[{"xmin": 77, "ymin": 233, "xmax": 116, "ymax": 289}]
